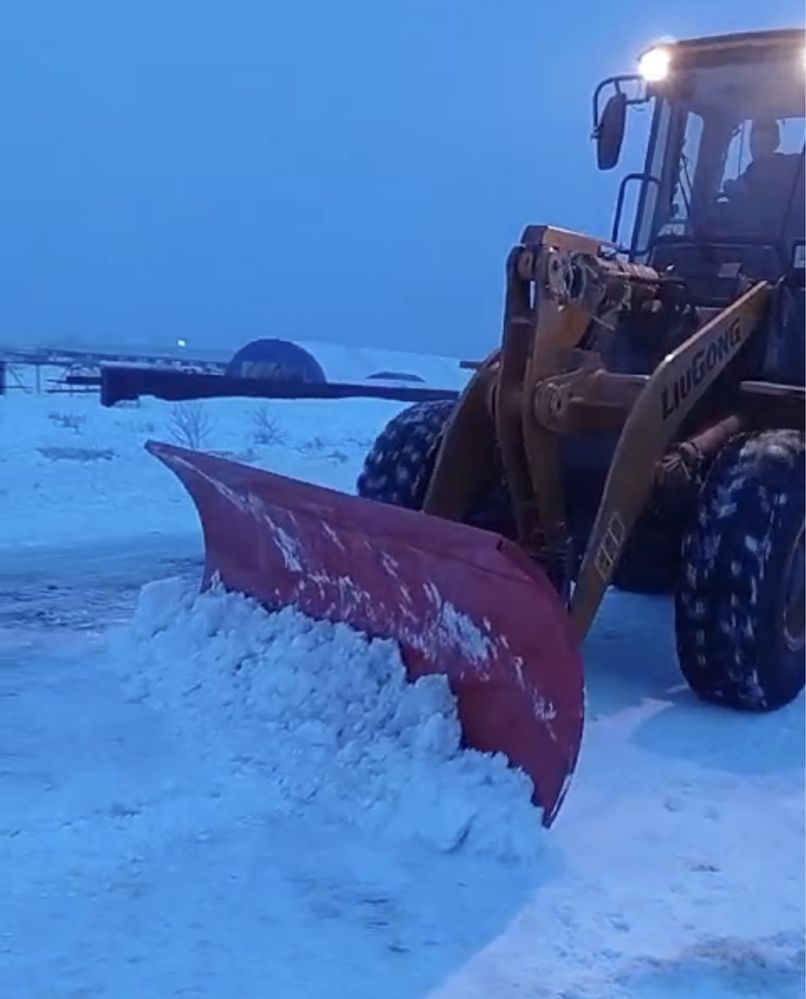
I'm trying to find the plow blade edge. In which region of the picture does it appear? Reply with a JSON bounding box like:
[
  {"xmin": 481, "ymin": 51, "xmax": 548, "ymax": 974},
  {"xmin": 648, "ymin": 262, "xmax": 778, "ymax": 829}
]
[{"xmin": 147, "ymin": 441, "xmax": 584, "ymax": 826}]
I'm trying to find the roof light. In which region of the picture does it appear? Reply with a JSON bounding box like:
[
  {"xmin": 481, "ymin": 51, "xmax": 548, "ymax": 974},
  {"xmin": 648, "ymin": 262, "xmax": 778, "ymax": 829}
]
[{"xmin": 639, "ymin": 46, "xmax": 672, "ymax": 83}]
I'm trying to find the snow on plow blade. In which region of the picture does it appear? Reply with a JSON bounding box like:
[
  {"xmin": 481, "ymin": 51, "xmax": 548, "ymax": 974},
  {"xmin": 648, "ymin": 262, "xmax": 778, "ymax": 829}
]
[{"xmin": 147, "ymin": 441, "xmax": 584, "ymax": 826}]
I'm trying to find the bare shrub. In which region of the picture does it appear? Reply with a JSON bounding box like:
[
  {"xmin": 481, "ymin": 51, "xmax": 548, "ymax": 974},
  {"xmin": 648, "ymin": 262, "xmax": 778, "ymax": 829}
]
[
  {"xmin": 49, "ymin": 412, "xmax": 86, "ymax": 433},
  {"xmin": 252, "ymin": 406, "xmax": 287, "ymax": 446},
  {"xmin": 296, "ymin": 435, "xmax": 330, "ymax": 455},
  {"xmin": 296, "ymin": 437, "xmax": 348, "ymax": 465},
  {"xmin": 168, "ymin": 403, "xmax": 215, "ymax": 449}
]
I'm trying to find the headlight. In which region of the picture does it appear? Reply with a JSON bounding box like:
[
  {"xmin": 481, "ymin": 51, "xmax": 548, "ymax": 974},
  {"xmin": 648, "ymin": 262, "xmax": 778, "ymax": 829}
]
[{"xmin": 639, "ymin": 46, "xmax": 672, "ymax": 83}]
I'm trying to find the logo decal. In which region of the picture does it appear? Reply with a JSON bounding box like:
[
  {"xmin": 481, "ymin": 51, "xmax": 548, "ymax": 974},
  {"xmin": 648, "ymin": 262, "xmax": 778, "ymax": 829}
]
[{"xmin": 661, "ymin": 318, "xmax": 743, "ymax": 420}]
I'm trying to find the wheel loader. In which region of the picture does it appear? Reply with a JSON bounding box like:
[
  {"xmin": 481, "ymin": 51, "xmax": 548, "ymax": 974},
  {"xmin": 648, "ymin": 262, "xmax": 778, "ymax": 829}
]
[{"xmin": 148, "ymin": 27, "xmax": 805, "ymax": 826}]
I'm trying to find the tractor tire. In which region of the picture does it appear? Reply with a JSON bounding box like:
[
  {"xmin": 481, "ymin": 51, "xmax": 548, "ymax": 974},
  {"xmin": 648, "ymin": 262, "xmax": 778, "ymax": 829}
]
[
  {"xmin": 675, "ymin": 430, "xmax": 805, "ymax": 711},
  {"xmin": 356, "ymin": 400, "xmax": 513, "ymax": 534}
]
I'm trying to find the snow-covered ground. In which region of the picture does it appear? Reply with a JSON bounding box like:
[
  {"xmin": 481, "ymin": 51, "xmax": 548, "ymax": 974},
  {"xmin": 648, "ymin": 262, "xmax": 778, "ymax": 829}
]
[
  {"xmin": 0, "ymin": 382, "xmax": 403, "ymax": 549},
  {"xmin": 1, "ymin": 355, "xmax": 803, "ymax": 998}
]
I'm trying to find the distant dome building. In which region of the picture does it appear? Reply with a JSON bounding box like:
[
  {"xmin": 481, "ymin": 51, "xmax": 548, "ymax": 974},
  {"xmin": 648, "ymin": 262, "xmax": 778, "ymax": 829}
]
[{"xmin": 226, "ymin": 339, "xmax": 326, "ymax": 383}]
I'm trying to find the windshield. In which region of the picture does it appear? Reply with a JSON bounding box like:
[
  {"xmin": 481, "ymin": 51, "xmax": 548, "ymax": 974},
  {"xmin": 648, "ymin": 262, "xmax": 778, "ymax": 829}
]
[{"xmin": 651, "ymin": 47, "xmax": 805, "ymax": 247}]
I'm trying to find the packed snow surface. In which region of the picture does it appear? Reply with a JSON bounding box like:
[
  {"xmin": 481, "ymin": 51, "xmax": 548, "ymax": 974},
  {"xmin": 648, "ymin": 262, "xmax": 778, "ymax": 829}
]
[{"xmin": 1, "ymin": 347, "xmax": 803, "ymax": 998}]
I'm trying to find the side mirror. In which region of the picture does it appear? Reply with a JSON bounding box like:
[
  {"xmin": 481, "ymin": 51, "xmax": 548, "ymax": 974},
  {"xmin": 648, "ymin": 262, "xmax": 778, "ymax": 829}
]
[{"xmin": 596, "ymin": 92, "xmax": 627, "ymax": 171}]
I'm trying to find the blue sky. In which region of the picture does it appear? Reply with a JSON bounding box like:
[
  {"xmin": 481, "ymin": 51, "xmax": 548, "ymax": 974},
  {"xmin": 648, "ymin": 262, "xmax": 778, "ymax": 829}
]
[{"xmin": 1, "ymin": 1, "xmax": 803, "ymax": 358}]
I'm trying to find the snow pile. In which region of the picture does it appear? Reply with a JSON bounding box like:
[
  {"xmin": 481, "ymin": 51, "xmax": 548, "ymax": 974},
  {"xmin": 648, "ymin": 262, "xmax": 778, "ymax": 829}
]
[{"xmin": 114, "ymin": 577, "xmax": 543, "ymax": 862}]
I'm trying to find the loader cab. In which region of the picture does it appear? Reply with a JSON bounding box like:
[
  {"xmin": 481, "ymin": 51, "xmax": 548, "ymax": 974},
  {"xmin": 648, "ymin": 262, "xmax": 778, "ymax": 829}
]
[{"xmin": 594, "ymin": 29, "xmax": 806, "ymax": 291}]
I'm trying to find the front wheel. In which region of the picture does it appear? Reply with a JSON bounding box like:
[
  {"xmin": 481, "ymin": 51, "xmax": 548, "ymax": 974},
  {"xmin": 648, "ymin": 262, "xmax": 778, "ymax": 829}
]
[
  {"xmin": 675, "ymin": 430, "xmax": 805, "ymax": 711},
  {"xmin": 356, "ymin": 400, "xmax": 514, "ymax": 533}
]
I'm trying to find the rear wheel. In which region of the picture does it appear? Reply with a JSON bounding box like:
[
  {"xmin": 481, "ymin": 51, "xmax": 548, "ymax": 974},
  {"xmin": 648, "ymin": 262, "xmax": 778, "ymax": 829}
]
[{"xmin": 675, "ymin": 430, "xmax": 805, "ymax": 711}]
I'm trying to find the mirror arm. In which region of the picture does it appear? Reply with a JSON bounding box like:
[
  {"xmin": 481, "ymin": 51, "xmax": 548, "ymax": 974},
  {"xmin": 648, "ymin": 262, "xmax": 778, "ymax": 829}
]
[{"xmin": 592, "ymin": 74, "xmax": 645, "ymax": 134}]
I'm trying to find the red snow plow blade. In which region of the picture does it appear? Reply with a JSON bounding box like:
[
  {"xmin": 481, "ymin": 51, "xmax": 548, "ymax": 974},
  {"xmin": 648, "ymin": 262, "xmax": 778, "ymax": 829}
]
[{"xmin": 147, "ymin": 441, "xmax": 584, "ymax": 826}]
